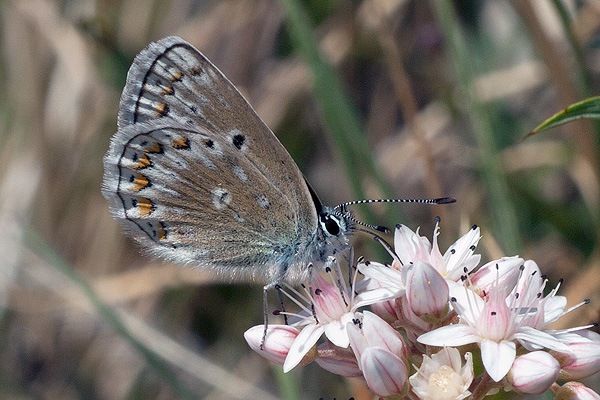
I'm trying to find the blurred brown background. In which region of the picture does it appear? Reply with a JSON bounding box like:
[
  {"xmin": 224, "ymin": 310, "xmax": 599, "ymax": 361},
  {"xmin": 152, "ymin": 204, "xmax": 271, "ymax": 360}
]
[{"xmin": 1, "ymin": 0, "xmax": 599, "ymax": 398}]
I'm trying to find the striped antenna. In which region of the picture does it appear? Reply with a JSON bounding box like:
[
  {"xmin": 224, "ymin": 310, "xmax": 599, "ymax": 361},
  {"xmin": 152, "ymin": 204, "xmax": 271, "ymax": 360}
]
[
  {"xmin": 334, "ymin": 197, "xmax": 456, "ymax": 210},
  {"xmin": 332, "ymin": 210, "xmax": 390, "ymax": 234},
  {"xmin": 334, "ymin": 197, "xmax": 456, "ymax": 234}
]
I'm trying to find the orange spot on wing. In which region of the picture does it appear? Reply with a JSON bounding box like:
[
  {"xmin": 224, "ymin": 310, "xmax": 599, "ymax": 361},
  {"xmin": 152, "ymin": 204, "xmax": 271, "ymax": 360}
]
[
  {"xmin": 161, "ymin": 86, "xmax": 174, "ymax": 95},
  {"xmin": 172, "ymin": 137, "xmax": 190, "ymax": 149},
  {"xmin": 131, "ymin": 173, "xmax": 150, "ymax": 191},
  {"xmin": 132, "ymin": 154, "xmax": 151, "ymax": 169},
  {"xmin": 155, "ymin": 103, "xmax": 169, "ymax": 117},
  {"xmin": 137, "ymin": 197, "xmax": 154, "ymax": 216},
  {"xmin": 143, "ymin": 142, "xmax": 163, "ymax": 154},
  {"xmin": 171, "ymin": 71, "xmax": 182, "ymax": 82},
  {"xmin": 153, "ymin": 222, "xmax": 167, "ymax": 240}
]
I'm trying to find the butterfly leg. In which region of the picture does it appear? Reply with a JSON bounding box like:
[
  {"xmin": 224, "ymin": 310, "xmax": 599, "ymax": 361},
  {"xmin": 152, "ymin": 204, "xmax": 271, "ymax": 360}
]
[
  {"xmin": 346, "ymin": 246, "xmax": 355, "ymax": 287},
  {"xmin": 275, "ymin": 285, "xmax": 288, "ymax": 325},
  {"xmin": 261, "ymin": 284, "xmax": 269, "ymax": 350},
  {"xmin": 307, "ymin": 263, "xmax": 318, "ymax": 323},
  {"xmin": 260, "ymin": 282, "xmax": 279, "ymax": 350}
]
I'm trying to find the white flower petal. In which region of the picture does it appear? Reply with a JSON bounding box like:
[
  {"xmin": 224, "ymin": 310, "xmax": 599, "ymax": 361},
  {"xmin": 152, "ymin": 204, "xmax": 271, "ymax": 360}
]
[
  {"xmin": 409, "ymin": 348, "xmax": 473, "ymax": 400},
  {"xmin": 323, "ymin": 314, "xmax": 353, "ymax": 348},
  {"xmin": 480, "ymin": 339, "xmax": 516, "ymax": 382},
  {"xmin": 471, "ymin": 256, "xmax": 523, "ymax": 294},
  {"xmin": 394, "ymin": 224, "xmax": 427, "ymax": 264},
  {"xmin": 347, "ymin": 321, "xmax": 367, "ymax": 363},
  {"xmin": 444, "ymin": 225, "xmax": 481, "ymax": 272},
  {"xmin": 418, "ymin": 324, "xmax": 481, "ymax": 347},
  {"xmin": 283, "ymin": 324, "xmax": 323, "ymax": 372},
  {"xmin": 445, "ymin": 254, "xmax": 481, "ymax": 281},
  {"xmin": 542, "ymin": 295, "xmax": 568, "ymax": 325},
  {"xmin": 354, "ymin": 286, "xmax": 403, "ymax": 309},
  {"xmin": 515, "ymin": 326, "xmax": 571, "ymax": 353},
  {"xmin": 359, "ymin": 262, "xmax": 404, "ymax": 289}
]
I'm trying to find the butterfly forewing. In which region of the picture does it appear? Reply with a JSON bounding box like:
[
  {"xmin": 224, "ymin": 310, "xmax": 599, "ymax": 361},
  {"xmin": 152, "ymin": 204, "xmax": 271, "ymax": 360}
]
[{"xmin": 103, "ymin": 36, "xmax": 319, "ymax": 283}]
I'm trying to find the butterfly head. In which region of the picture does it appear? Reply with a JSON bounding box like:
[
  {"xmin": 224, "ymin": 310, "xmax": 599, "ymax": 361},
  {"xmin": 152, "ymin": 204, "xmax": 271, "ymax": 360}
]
[{"xmin": 318, "ymin": 208, "xmax": 350, "ymax": 238}]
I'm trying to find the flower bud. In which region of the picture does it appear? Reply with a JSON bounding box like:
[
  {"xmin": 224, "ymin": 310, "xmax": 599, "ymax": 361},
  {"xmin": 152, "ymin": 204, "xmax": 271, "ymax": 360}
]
[
  {"xmin": 244, "ymin": 325, "xmax": 299, "ymax": 365},
  {"xmin": 552, "ymin": 339, "xmax": 600, "ymax": 380},
  {"xmin": 553, "ymin": 382, "xmax": 600, "ymax": 400},
  {"xmin": 406, "ymin": 261, "xmax": 449, "ymax": 319},
  {"xmin": 508, "ymin": 351, "xmax": 559, "ymax": 394},
  {"xmin": 361, "ymin": 347, "xmax": 408, "ymax": 397},
  {"xmin": 362, "ymin": 311, "xmax": 408, "ymax": 359}
]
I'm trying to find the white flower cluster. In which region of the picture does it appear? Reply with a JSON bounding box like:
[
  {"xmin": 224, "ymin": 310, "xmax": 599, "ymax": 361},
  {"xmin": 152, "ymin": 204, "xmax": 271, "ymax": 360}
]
[{"xmin": 245, "ymin": 222, "xmax": 600, "ymax": 399}]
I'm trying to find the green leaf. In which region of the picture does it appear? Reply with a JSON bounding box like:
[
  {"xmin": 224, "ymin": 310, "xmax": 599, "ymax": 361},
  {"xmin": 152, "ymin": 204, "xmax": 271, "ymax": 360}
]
[{"xmin": 524, "ymin": 96, "xmax": 600, "ymax": 140}]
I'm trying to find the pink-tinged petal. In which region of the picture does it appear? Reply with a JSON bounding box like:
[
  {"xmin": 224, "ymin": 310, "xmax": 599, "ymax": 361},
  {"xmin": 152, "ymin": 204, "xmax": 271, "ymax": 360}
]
[
  {"xmin": 552, "ymin": 340, "xmax": 600, "ymax": 380},
  {"xmin": 283, "ymin": 324, "xmax": 323, "ymax": 372},
  {"xmin": 315, "ymin": 355, "xmax": 363, "ymax": 377},
  {"xmin": 369, "ymin": 297, "xmax": 398, "ymax": 322},
  {"xmin": 311, "ymin": 275, "xmax": 346, "ymax": 323},
  {"xmin": 418, "ymin": 324, "xmax": 480, "ymax": 347},
  {"xmin": 359, "ymin": 261, "xmax": 404, "ymax": 289},
  {"xmin": 514, "ymin": 326, "xmax": 571, "ymax": 353},
  {"xmin": 362, "ymin": 311, "xmax": 407, "ymax": 358},
  {"xmin": 552, "ymin": 330, "xmax": 600, "ymax": 344},
  {"xmin": 361, "ymin": 347, "xmax": 408, "ymax": 397},
  {"xmin": 480, "ymin": 339, "xmax": 516, "ymax": 382},
  {"xmin": 508, "ymin": 351, "xmax": 559, "ymax": 394},
  {"xmin": 395, "ymin": 295, "xmax": 433, "ymax": 341},
  {"xmin": 477, "ymin": 288, "xmax": 511, "ymax": 341},
  {"xmin": 470, "ymin": 256, "xmax": 523, "ymax": 295},
  {"xmin": 553, "ymin": 382, "xmax": 600, "ymax": 400},
  {"xmin": 438, "ymin": 345, "xmax": 465, "ymax": 372},
  {"xmin": 244, "ymin": 325, "xmax": 299, "ymax": 365},
  {"xmin": 394, "ymin": 224, "xmax": 429, "ymax": 265},
  {"xmin": 406, "ymin": 261, "xmax": 449, "ymax": 317},
  {"xmin": 315, "ymin": 342, "xmax": 363, "ymax": 377}
]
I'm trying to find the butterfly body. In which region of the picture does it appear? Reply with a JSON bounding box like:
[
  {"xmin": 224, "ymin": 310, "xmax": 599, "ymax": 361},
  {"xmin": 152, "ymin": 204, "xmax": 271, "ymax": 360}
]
[{"xmin": 103, "ymin": 36, "xmax": 352, "ymax": 286}]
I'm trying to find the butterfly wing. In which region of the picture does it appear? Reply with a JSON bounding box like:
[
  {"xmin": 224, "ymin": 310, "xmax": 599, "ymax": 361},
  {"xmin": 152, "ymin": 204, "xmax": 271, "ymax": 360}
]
[{"xmin": 103, "ymin": 36, "xmax": 318, "ymax": 284}]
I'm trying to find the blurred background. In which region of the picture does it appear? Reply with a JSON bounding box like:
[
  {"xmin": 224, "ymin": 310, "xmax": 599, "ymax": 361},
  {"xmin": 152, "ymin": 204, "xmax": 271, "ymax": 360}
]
[{"xmin": 1, "ymin": 0, "xmax": 600, "ymax": 398}]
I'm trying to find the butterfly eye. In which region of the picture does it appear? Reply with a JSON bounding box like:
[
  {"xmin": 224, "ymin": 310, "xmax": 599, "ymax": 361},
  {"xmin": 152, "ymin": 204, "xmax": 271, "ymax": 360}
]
[{"xmin": 320, "ymin": 214, "xmax": 341, "ymax": 236}]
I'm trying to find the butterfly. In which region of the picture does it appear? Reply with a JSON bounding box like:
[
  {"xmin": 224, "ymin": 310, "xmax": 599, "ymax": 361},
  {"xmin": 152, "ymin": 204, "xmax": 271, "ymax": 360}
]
[
  {"xmin": 102, "ymin": 36, "xmax": 453, "ymax": 296},
  {"xmin": 102, "ymin": 36, "xmax": 362, "ymax": 291}
]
